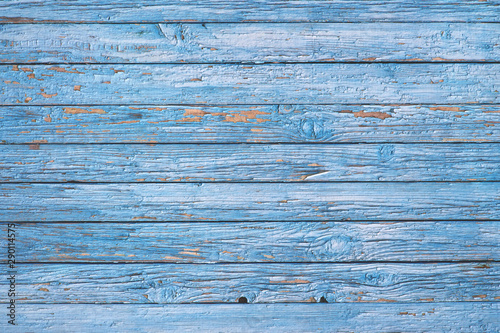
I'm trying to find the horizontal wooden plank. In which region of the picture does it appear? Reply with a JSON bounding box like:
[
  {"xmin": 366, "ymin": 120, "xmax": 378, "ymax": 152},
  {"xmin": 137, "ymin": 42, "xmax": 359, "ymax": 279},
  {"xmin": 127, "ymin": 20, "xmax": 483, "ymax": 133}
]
[
  {"xmin": 2, "ymin": 23, "xmax": 499, "ymax": 63},
  {"xmin": 3, "ymin": 221, "xmax": 498, "ymax": 263},
  {"xmin": 0, "ymin": 1, "xmax": 498, "ymax": 23},
  {"xmin": 1, "ymin": 144, "xmax": 499, "ymax": 182},
  {"xmin": 2, "ymin": 263, "xmax": 498, "ymax": 303},
  {"xmin": 2, "ymin": 104, "xmax": 498, "ymax": 144},
  {"xmin": 2, "ymin": 64, "xmax": 499, "ymax": 105},
  {"xmin": 5, "ymin": 303, "xmax": 499, "ymax": 333},
  {"xmin": 1, "ymin": 183, "xmax": 498, "ymax": 222}
]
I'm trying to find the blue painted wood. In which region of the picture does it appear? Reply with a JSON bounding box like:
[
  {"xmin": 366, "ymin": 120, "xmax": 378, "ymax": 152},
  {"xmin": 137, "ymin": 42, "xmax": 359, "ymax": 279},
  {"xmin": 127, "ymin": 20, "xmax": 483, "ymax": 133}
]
[
  {"xmin": 1, "ymin": 183, "xmax": 498, "ymax": 222},
  {"xmin": 3, "ymin": 263, "xmax": 498, "ymax": 303},
  {"xmin": 2, "ymin": 104, "xmax": 499, "ymax": 144},
  {"xmin": 2, "ymin": 64, "xmax": 499, "ymax": 105},
  {"xmin": 1, "ymin": 144, "xmax": 499, "ymax": 182},
  {"xmin": 1, "ymin": 1, "xmax": 499, "ymax": 330},
  {"xmin": 2, "ymin": 23, "xmax": 499, "ymax": 63},
  {"xmin": 3, "ymin": 222, "xmax": 497, "ymax": 263},
  {"xmin": 1, "ymin": 1, "xmax": 498, "ymax": 23},
  {"xmin": 5, "ymin": 303, "xmax": 499, "ymax": 333}
]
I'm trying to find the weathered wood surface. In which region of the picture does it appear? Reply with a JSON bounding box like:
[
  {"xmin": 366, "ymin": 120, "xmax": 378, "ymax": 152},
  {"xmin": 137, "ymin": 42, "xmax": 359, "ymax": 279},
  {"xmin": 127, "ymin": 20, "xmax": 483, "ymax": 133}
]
[
  {"xmin": 1, "ymin": 1, "xmax": 498, "ymax": 23},
  {"xmin": 2, "ymin": 104, "xmax": 499, "ymax": 144},
  {"xmin": 4, "ymin": 303, "xmax": 499, "ymax": 333},
  {"xmin": 2, "ymin": 64, "xmax": 499, "ymax": 105},
  {"xmin": 1, "ymin": 144, "xmax": 499, "ymax": 182},
  {"xmin": 2, "ymin": 23, "xmax": 499, "ymax": 63},
  {"xmin": 3, "ymin": 222, "xmax": 497, "ymax": 263},
  {"xmin": 3, "ymin": 263, "xmax": 498, "ymax": 303},
  {"xmin": 2, "ymin": 3, "xmax": 499, "ymax": 331},
  {"xmin": 1, "ymin": 183, "xmax": 498, "ymax": 222}
]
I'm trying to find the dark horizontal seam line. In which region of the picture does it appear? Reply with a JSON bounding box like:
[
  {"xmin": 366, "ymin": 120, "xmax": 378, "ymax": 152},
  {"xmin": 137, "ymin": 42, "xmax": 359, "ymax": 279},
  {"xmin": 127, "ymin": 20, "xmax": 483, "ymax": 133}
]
[
  {"xmin": 1, "ymin": 103, "xmax": 498, "ymax": 107},
  {"xmin": 0, "ymin": 301, "xmax": 496, "ymax": 306},
  {"xmin": 4, "ymin": 142, "xmax": 500, "ymax": 145},
  {"xmin": 1, "ymin": 103, "xmax": 498, "ymax": 106},
  {"xmin": 8, "ymin": 260, "xmax": 498, "ymax": 265},
  {"xmin": 4, "ymin": 141, "xmax": 500, "ymax": 145},
  {"xmin": 2, "ymin": 181, "xmax": 500, "ymax": 184},
  {"xmin": 2, "ymin": 21, "xmax": 500, "ymax": 24},
  {"xmin": 4, "ymin": 219, "xmax": 499, "ymax": 223},
  {"xmin": 2, "ymin": 180, "xmax": 500, "ymax": 183},
  {"xmin": 2, "ymin": 61, "xmax": 500, "ymax": 65},
  {"xmin": 2, "ymin": 220, "xmax": 499, "ymax": 223},
  {"xmin": 0, "ymin": 102, "xmax": 498, "ymax": 106},
  {"xmin": 3, "ymin": 61, "xmax": 500, "ymax": 65},
  {"xmin": 3, "ymin": 217, "xmax": 499, "ymax": 222}
]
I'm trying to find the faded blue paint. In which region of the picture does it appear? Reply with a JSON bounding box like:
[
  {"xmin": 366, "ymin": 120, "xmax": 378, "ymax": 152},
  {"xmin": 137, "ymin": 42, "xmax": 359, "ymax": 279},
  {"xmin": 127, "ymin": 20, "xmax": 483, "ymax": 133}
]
[
  {"xmin": 1, "ymin": 1, "xmax": 498, "ymax": 23},
  {"xmin": 1, "ymin": 104, "xmax": 499, "ymax": 144},
  {"xmin": 0, "ymin": 1, "xmax": 499, "ymax": 331},
  {"xmin": 3, "ymin": 263, "xmax": 499, "ymax": 303},
  {"xmin": 7, "ymin": 303, "xmax": 499, "ymax": 333},
  {"xmin": 1, "ymin": 144, "xmax": 499, "ymax": 182},
  {"xmin": 1, "ymin": 23, "xmax": 499, "ymax": 63},
  {"xmin": 2, "ymin": 222, "xmax": 498, "ymax": 263},
  {"xmin": 2, "ymin": 64, "xmax": 499, "ymax": 105},
  {"xmin": 1, "ymin": 183, "xmax": 499, "ymax": 221}
]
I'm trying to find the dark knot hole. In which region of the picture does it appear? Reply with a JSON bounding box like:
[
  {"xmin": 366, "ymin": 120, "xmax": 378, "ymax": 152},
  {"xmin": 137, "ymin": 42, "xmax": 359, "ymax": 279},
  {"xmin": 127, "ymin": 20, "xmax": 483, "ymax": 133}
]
[{"xmin": 238, "ymin": 297, "xmax": 248, "ymax": 303}]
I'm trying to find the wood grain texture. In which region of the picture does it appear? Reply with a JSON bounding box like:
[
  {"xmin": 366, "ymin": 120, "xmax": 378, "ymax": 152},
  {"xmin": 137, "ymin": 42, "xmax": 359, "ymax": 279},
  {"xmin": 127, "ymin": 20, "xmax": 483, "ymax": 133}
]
[
  {"xmin": 2, "ymin": 104, "xmax": 499, "ymax": 144},
  {"xmin": 2, "ymin": 64, "xmax": 499, "ymax": 105},
  {"xmin": 1, "ymin": 183, "xmax": 498, "ymax": 222},
  {"xmin": 2, "ymin": 1, "xmax": 499, "ymax": 331},
  {"xmin": 3, "ymin": 263, "xmax": 498, "ymax": 303},
  {"xmin": 1, "ymin": 143, "xmax": 499, "ymax": 182},
  {"xmin": 4, "ymin": 303, "xmax": 499, "ymax": 333},
  {"xmin": 1, "ymin": 1, "xmax": 498, "ymax": 23},
  {"xmin": 3, "ymin": 221, "xmax": 498, "ymax": 263},
  {"xmin": 2, "ymin": 23, "xmax": 499, "ymax": 63}
]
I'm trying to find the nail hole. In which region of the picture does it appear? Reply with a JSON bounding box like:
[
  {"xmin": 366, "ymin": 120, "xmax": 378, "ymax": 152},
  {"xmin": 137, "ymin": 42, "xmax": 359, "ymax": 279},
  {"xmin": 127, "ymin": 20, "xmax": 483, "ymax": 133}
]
[
  {"xmin": 319, "ymin": 296, "xmax": 328, "ymax": 303},
  {"xmin": 238, "ymin": 297, "xmax": 248, "ymax": 303}
]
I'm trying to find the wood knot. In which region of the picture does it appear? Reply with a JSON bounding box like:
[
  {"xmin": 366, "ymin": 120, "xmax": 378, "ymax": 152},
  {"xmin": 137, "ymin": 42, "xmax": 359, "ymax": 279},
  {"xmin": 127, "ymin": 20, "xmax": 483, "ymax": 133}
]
[
  {"xmin": 296, "ymin": 115, "xmax": 333, "ymax": 141},
  {"xmin": 363, "ymin": 271, "xmax": 395, "ymax": 287},
  {"xmin": 378, "ymin": 144, "xmax": 395, "ymax": 162}
]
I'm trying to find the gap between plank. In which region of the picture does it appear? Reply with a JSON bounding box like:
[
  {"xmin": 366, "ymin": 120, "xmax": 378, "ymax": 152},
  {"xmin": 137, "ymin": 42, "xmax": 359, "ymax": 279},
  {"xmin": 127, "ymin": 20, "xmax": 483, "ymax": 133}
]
[
  {"xmin": 3, "ymin": 61, "xmax": 500, "ymax": 65},
  {"xmin": 11, "ymin": 260, "xmax": 498, "ymax": 265}
]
